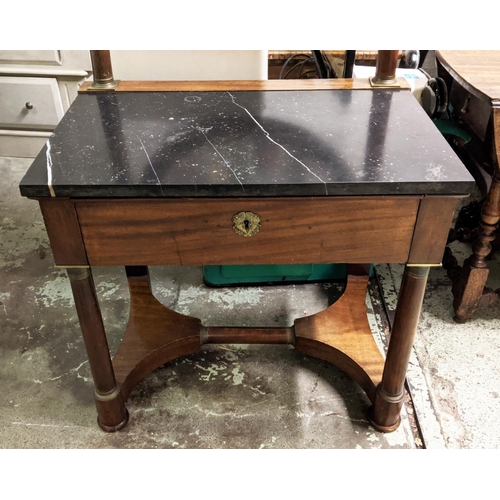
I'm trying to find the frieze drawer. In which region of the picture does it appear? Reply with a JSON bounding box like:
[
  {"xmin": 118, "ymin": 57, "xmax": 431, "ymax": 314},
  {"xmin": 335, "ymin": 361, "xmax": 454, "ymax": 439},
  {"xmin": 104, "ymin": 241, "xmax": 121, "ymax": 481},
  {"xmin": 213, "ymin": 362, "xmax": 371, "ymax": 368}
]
[{"xmin": 75, "ymin": 197, "xmax": 420, "ymax": 266}]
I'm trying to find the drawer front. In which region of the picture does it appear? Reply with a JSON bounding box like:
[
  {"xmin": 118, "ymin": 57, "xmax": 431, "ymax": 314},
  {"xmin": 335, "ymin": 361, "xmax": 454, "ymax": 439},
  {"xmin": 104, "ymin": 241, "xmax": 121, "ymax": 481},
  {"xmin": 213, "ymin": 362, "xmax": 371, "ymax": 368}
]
[
  {"xmin": 76, "ymin": 197, "xmax": 420, "ymax": 266},
  {"xmin": 0, "ymin": 50, "xmax": 62, "ymax": 65},
  {"xmin": 0, "ymin": 76, "xmax": 64, "ymax": 130}
]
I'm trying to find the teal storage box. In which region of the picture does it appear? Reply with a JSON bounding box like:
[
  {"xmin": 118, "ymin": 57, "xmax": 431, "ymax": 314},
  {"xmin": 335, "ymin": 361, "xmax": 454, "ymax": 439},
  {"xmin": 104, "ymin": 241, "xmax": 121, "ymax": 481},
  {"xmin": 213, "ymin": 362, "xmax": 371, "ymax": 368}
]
[{"xmin": 203, "ymin": 264, "xmax": 357, "ymax": 286}]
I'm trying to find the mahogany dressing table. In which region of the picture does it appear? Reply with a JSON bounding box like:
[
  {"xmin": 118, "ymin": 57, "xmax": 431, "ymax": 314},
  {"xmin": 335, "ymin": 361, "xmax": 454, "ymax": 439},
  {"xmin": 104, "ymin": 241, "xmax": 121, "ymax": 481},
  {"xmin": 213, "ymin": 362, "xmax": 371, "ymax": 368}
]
[{"xmin": 19, "ymin": 74, "xmax": 473, "ymax": 433}]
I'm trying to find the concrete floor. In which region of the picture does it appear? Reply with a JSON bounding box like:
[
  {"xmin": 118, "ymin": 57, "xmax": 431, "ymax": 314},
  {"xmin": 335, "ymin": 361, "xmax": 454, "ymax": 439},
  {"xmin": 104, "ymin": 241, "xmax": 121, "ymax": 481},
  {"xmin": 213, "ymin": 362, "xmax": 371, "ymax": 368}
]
[{"xmin": 1, "ymin": 155, "xmax": 500, "ymax": 449}]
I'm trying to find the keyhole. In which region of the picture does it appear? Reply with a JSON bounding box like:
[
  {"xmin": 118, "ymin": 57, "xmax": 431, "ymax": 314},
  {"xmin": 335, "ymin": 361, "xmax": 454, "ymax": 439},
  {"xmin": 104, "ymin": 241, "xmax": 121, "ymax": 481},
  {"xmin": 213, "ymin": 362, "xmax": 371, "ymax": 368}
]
[{"xmin": 233, "ymin": 211, "xmax": 260, "ymax": 237}]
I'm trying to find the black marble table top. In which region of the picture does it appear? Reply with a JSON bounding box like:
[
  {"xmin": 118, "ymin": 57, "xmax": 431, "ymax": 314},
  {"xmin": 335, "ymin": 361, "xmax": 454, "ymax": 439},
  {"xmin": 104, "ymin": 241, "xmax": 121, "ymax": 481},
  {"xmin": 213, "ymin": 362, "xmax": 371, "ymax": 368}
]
[{"xmin": 19, "ymin": 88, "xmax": 474, "ymax": 198}]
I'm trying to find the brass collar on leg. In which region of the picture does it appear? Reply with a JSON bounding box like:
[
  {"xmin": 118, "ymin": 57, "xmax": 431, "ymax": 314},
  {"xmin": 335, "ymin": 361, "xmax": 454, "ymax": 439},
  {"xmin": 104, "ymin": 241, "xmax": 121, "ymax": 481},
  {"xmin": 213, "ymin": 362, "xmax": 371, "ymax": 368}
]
[
  {"xmin": 66, "ymin": 267, "xmax": 91, "ymax": 281},
  {"xmin": 94, "ymin": 385, "xmax": 122, "ymax": 402},
  {"xmin": 406, "ymin": 264, "xmax": 437, "ymax": 279}
]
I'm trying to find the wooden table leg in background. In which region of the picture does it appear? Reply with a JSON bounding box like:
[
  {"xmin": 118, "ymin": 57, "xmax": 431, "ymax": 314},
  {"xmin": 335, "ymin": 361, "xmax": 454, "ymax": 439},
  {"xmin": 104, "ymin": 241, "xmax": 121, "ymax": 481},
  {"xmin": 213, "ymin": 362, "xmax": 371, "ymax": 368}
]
[
  {"xmin": 369, "ymin": 265, "xmax": 430, "ymax": 431},
  {"xmin": 452, "ymin": 174, "xmax": 500, "ymax": 322},
  {"xmin": 449, "ymin": 106, "xmax": 500, "ymax": 322},
  {"xmin": 66, "ymin": 267, "xmax": 129, "ymax": 431}
]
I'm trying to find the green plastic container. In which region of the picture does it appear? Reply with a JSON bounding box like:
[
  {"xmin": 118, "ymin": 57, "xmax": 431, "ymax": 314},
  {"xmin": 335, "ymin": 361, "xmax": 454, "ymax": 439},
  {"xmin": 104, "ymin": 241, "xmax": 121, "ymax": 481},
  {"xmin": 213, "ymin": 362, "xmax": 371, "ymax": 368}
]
[
  {"xmin": 203, "ymin": 263, "xmax": 354, "ymax": 287},
  {"xmin": 433, "ymin": 119, "xmax": 471, "ymax": 144}
]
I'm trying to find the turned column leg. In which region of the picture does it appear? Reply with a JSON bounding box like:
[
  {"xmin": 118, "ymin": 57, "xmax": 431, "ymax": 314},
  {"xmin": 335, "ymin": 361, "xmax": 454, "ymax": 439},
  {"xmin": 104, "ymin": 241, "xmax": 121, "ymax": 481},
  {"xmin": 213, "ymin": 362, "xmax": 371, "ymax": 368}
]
[
  {"xmin": 369, "ymin": 266, "xmax": 429, "ymax": 432},
  {"xmin": 67, "ymin": 267, "xmax": 129, "ymax": 432}
]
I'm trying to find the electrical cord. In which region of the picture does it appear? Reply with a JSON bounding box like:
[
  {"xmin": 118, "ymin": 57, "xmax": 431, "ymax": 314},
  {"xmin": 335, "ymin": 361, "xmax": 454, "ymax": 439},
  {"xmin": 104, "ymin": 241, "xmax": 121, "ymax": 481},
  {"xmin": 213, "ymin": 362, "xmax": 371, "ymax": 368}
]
[
  {"xmin": 311, "ymin": 50, "xmax": 336, "ymax": 78},
  {"xmin": 283, "ymin": 59, "xmax": 310, "ymax": 79},
  {"xmin": 279, "ymin": 51, "xmax": 336, "ymax": 79},
  {"xmin": 279, "ymin": 53, "xmax": 311, "ymax": 79}
]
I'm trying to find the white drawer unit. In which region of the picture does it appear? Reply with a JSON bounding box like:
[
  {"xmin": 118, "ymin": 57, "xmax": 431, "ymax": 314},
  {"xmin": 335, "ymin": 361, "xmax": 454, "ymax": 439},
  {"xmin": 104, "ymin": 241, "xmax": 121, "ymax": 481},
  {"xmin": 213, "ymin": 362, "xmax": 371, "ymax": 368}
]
[
  {"xmin": 0, "ymin": 50, "xmax": 92, "ymax": 157},
  {"xmin": 0, "ymin": 76, "xmax": 64, "ymax": 130},
  {"xmin": 0, "ymin": 50, "xmax": 63, "ymax": 66},
  {"xmin": 0, "ymin": 51, "xmax": 268, "ymax": 157}
]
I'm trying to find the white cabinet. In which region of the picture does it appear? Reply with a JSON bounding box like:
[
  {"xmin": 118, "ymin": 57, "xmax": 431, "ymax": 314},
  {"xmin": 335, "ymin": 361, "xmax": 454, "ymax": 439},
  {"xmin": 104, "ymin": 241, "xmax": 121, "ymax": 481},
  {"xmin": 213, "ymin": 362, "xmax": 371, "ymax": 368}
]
[
  {"xmin": 0, "ymin": 77, "xmax": 64, "ymax": 129},
  {"xmin": 0, "ymin": 50, "xmax": 268, "ymax": 157},
  {"xmin": 109, "ymin": 50, "xmax": 268, "ymax": 80},
  {"xmin": 0, "ymin": 50, "xmax": 91, "ymax": 157}
]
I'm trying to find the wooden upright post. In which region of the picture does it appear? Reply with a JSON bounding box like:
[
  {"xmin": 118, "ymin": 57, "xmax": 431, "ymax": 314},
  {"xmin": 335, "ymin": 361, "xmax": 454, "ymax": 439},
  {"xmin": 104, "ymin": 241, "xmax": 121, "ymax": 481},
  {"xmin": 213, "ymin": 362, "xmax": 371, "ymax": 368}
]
[
  {"xmin": 89, "ymin": 50, "xmax": 118, "ymax": 90},
  {"xmin": 371, "ymin": 50, "xmax": 400, "ymax": 86}
]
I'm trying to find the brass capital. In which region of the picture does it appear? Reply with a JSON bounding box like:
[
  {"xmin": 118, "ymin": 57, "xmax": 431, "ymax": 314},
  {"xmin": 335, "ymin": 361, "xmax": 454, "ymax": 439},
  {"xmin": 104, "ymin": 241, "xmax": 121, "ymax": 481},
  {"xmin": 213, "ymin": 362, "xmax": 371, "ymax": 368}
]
[{"xmin": 66, "ymin": 267, "xmax": 91, "ymax": 281}]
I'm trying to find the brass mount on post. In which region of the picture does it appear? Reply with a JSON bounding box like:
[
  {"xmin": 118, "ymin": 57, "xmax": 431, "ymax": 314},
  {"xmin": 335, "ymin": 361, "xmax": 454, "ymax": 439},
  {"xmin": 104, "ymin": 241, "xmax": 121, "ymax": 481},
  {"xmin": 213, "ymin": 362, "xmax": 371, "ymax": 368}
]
[
  {"xmin": 370, "ymin": 50, "xmax": 401, "ymax": 88},
  {"xmin": 88, "ymin": 50, "xmax": 119, "ymax": 91}
]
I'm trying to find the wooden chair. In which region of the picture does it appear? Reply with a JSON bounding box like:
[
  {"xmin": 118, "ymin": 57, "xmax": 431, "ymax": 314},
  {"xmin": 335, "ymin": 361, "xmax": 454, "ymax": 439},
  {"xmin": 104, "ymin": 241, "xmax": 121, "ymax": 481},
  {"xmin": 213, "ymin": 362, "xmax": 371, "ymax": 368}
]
[{"xmin": 437, "ymin": 51, "xmax": 500, "ymax": 322}]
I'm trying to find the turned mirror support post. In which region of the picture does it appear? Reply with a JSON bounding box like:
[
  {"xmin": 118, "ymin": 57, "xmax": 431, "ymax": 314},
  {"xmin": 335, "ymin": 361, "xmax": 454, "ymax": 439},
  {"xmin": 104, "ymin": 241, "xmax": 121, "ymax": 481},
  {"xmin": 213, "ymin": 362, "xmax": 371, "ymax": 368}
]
[
  {"xmin": 371, "ymin": 50, "xmax": 400, "ymax": 87},
  {"xmin": 89, "ymin": 50, "xmax": 119, "ymax": 90}
]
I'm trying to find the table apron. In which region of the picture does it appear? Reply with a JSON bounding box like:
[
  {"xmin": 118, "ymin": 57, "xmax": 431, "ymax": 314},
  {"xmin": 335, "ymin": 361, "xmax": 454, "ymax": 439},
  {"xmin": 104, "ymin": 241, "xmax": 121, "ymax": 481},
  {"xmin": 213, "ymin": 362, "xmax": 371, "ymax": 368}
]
[{"xmin": 73, "ymin": 197, "xmax": 422, "ymax": 266}]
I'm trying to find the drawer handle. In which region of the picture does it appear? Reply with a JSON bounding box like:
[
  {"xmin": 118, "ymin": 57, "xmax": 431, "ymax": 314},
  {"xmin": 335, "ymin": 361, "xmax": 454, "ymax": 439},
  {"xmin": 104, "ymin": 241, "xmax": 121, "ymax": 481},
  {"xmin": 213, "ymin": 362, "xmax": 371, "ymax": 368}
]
[
  {"xmin": 25, "ymin": 102, "xmax": 34, "ymax": 110},
  {"xmin": 232, "ymin": 211, "xmax": 261, "ymax": 237}
]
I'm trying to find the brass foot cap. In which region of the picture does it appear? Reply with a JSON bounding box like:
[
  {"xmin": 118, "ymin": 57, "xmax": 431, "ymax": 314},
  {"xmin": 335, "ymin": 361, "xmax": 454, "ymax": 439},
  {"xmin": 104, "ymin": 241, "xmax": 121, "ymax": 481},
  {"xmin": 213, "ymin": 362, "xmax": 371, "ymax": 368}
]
[
  {"xmin": 97, "ymin": 409, "xmax": 129, "ymax": 433},
  {"xmin": 367, "ymin": 407, "xmax": 401, "ymax": 433}
]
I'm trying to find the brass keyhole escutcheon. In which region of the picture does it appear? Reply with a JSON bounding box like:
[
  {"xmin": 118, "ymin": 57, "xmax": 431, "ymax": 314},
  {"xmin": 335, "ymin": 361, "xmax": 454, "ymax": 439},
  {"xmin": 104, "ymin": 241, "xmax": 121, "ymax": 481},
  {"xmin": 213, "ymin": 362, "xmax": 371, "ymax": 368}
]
[{"xmin": 232, "ymin": 211, "xmax": 261, "ymax": 237}]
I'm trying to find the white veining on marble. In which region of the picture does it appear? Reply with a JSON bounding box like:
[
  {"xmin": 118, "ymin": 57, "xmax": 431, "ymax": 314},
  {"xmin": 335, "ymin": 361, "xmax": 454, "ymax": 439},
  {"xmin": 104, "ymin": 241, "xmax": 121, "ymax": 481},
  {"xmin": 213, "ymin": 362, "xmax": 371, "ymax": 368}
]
[
  {"xmin": 197, "ymin": 126, "xmax": 245, "ymax": 192},
  {"xmin": 136, "ymin": 135, "xmax": 165, "ymax": 195},
  {"xmin": 227, "ymin": 92, "xmax": 328, "ymax": 194},
  {"xmin": 45, "ymin": 140, "xmax": 55, "ymax": 197}
]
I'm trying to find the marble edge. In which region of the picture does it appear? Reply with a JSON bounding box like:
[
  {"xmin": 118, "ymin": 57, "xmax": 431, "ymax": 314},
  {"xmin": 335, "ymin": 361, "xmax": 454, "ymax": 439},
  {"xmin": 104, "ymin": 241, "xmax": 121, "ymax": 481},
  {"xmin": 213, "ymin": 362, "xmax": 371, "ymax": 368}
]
[{"xmin": 19, "ymin": 180, "xmax": 476, "ymax": 199}]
